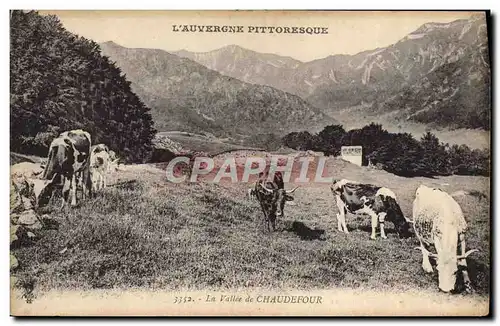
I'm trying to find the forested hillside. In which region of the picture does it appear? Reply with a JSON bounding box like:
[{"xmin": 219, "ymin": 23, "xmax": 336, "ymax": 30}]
[
  {"xmin": 283, "ymin": 123, "xmax": 490, "ymax": 177},
  {"xmin": 10, "ymin": 10, "xmax": 156, "ymax": 162}
]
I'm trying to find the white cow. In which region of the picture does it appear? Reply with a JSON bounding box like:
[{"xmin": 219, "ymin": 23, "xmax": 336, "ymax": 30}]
[{"xmin": 412, "ymin": 184, "xmax": 478, "ymax": 293}]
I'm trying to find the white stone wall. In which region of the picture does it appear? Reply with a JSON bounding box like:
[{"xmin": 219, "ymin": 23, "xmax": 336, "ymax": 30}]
[{"xmin": 341, "ymin": 146, "xmax": 363, "ymax": 166}]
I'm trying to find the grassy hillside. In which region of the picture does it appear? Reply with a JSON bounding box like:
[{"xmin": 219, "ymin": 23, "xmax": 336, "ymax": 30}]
[
  {"xmin": 11, "ymin": 154, "xmax": 490, "ymax": 300},
  {"xmin": 159, "ymin": 131, "xmax": 263, "ymax": 156}
]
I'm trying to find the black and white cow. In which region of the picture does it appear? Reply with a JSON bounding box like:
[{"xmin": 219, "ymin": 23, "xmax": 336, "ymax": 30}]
[
  {"xmin": 330, "ymin": 179, "xmax": 411, "ymax": 239},
  {"xmin": 42, "ymin": 129, "xmax": 92, "ymax": 207}
]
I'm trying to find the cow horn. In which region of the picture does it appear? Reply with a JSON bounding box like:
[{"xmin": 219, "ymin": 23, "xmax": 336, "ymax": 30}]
[
  {"xmin": 414, "ymin": 247, "xmax": 438, "ymax": 258},
  {"xmin": 286, "ymin": 186, "xmax": 299, "ymax": 194},
  {"xmin": 261, "ymin": 184, "xmax": 274, "ymax": 193},
  {"xmin": 457, "ymin": 249, "xmax": 479, "ymax": 260}
]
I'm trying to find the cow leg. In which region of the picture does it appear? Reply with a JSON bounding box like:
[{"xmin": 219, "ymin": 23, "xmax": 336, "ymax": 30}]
[
  {"xmin": 458, "ymin": 233, "xmax": 474, "ymax": 293},
  {"xmin": 378, "ymin": 212, "xmax": 388, "ymax": 239},
  {"xmin": 70, "ymin": 173, "xmax": 77, "ymax": 207},
  {"xmin": 82, "ymin": 164, "xmax": 92, "ymax": 199},
  {"xmin": 257, "ymin": 198, "xmax": 271, "ymax": 232},
  {"xmin": 365, "ymin": 209, "xmax": 378, "ymax": 240},
  {"xmin": 335, "ymin": 195, "xmax": 349, "ymax": 233},
  {"xmin": 61, "ymin": 175, "xmax": 72, "ymax": 208},
  {"xmin": 420, "ymin": 244, "xmax": 433, "ymax": 273},
  {"xmin": 270, "ymin": 215, "xmax": 276, "ymax": 232},
  {"xmin": 336, "ymin": 213, "xmax": 342, "ymax": 232},
  {"xmin": 341, "ymin": 208, "xmax": 349, "ymax": 233},
  {"xmin": 76, "ymin": 174, "xmax": 83, "ymax": 201}
]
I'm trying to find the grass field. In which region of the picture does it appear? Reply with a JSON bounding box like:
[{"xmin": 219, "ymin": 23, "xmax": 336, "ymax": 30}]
[
  {"xmin": 159, "ymin": 131, "xmax": 263, "ymax": 156},
  {"xmin": 10, "ymin": 152, "xmax": 490, "ymax": 311}
]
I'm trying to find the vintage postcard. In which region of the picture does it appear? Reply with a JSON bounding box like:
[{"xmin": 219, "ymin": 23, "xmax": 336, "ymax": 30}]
[{"xmin": 10, "ymin": 10, "xmax": 491, "ymax": 316}]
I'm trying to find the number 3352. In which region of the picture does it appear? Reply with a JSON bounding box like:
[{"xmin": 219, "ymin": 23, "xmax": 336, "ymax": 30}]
[{"xmin": 174, "ymin": 296, "xmax": 193, "ymax": 304}]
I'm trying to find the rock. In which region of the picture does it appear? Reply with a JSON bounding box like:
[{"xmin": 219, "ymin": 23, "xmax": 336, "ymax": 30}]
[
  {"xmin": 27, "ymin": 232, "xmax": 36, "ymax": 239},
  {"xmin": 10, "ymin": 253, "xmax": 18, "ymax": 271},
  {"xmin": 16, "ymin": 210, "xmax": 43, "ymax": 230},
  {"xmin": 26, "ymin": 221, "xmax": 43, "ymax": 230},
  {"xmin": 17, "ymin": 209, "xmax": 39, "ymax": 226},
  {"xmin": 10, "ymin": 182, "xmax": 26, "ymax": 214},
  {"xmin": 10, "ymin": 225, "xmax": 20, "ymax": 245}
]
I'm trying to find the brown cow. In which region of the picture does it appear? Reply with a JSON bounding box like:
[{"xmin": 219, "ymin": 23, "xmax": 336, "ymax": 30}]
[{"xmin": 254, "ymin": 171, "xmax": 299, "ymax": 232}]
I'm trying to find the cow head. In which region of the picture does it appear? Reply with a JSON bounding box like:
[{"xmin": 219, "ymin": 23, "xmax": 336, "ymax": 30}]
[
  {"xmin": 260, "ymin": 183, "xmax": 299, "ymax": 218},
  {"xmin": 382, "ymin": 195, "xmax": 412, "ymax": 238},
  {"xmin": 394, "ymin": 218, "xmax": 411, "ymax": 239},
  {"xmin": 424, "ymin": 243, "xmax": 479, "ymax": 292},
  {"xmin": 23, "ymin": 174, "xmax": 58, "ymax": 208}
]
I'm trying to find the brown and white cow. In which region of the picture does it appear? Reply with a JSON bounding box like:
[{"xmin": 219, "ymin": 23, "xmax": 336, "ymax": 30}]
[
  {"xmin": 107, "ymin": 149, "xmax": 120, "ymax": 172},
  {"xmin": 412, "ymin": 184, "xmax": 479, "ymax": 293},
  {"xmin": 90, "ymin": 143, "xmax": 112, "ymax": 192},
  {"xmin": 42, "ymin": 129, "xmax": 92, "ymax": 207},
  {"xmin": 330, "ymin": 179, "xmax": 411, "ymax": 240},
  {"xmin": 254, "ymin": 172, "xmax": 299, "ymax": 232}
]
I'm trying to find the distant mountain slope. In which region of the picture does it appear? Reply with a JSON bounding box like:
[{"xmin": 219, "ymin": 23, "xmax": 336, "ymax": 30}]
[
  {"xmin": 173, "ymin": 45, "xmax": 301, "ymax": 87},
  {"xmin": 100, "ymin": 41, "xmax": 335, "ymax": 142},
  {"xmin": 373, "ymin": 48, "xmax": 490, "ymax": 130},
  {"xmin": 174, "ymin": 13, "xmax": 490, "ymax": 130}
]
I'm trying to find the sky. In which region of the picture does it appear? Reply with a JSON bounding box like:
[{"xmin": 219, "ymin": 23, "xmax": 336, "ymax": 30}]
[{"xmin": 39, "ymin": 10, "xmax": 478, "ymax": 62}]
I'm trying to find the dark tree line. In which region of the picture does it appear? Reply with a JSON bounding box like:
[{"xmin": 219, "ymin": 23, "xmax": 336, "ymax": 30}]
[
  {"xmin": 282, "ymin": 123, "xmax": 490, "ymax": 177},
  {"xmin": 10, "ymin": 10, "xmax": 156, "ymax": 163}
]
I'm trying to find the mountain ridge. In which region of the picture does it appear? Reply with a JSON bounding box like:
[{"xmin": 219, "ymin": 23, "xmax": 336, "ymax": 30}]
[
  {"xmin": 169, "ymin": 13, "xmax": 490, "ymax": 131},
  {"xmin": 100, "ymin": 41, "xmax": 336, "ymax": 143}
]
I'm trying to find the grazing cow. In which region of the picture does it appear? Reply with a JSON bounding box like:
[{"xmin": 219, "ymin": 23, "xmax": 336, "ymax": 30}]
[
  {"xmin": 107, "ymin": 150, "xmax": 120, "ymax": 172},
  {"xmin": 254, "ymin": 172, "xmax": 299, "ymax": 231},
  {"xmin": 42, "ymin": 129, "xmax": 92, "ymax": 207},
  {"xmin": 90, "ymin": 144, "xmax": 112, "ymax": 192},
  {"xmin": 412, "ymin": 184, "xmax": 478, "ymax": 293},
  {"xmin": 330, "ymin": 179, "xmax": 411, "ymax": 239}
]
